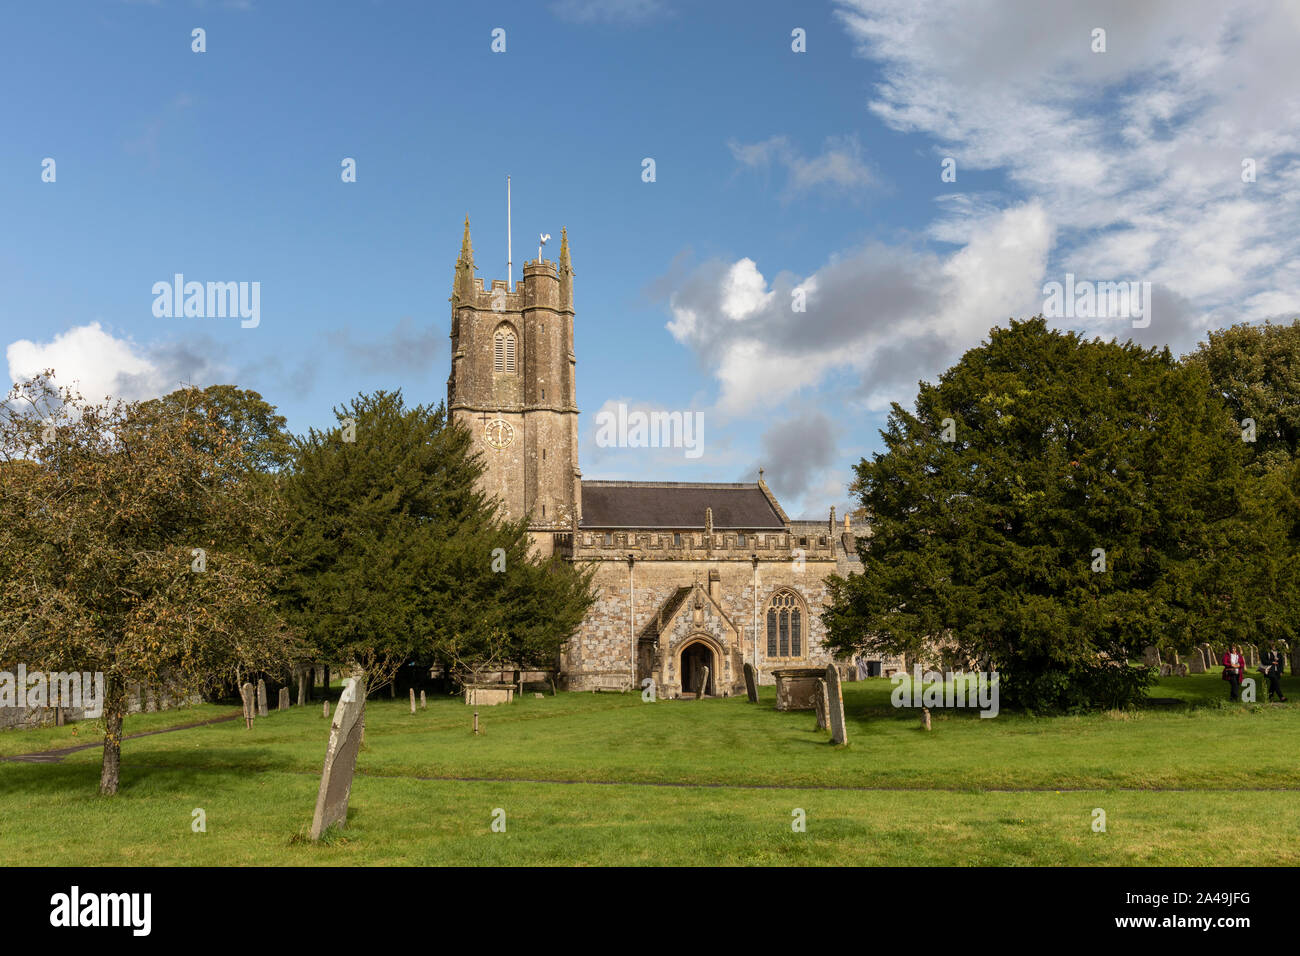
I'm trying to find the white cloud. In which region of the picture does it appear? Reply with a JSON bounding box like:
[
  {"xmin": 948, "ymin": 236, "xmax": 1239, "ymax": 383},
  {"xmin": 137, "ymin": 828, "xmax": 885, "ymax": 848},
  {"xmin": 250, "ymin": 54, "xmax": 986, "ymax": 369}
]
[
  {"xmin": 729, "ymin": 135, "xmax": 873, "ymax": 197},
  {"xmin": 6, "ymin": 322, "xmax": 225, "ymax": 402},
  {"xmin": 745, "ymin": 410, "xmax": 838, "ymax": 507},
  {"xmin": 834, "ymin": 0, "xmax": 1300, "ymax": 343},
  {"xmin": 669, "ymin": 2, "xmax": 1300, "ymax": 421},
  {"xmin": 720, "ymin": 259, "xmax": 773, "ymax": 320},
  {"xmin": 666, "ymin": 202, "xmax": 1053, "ymax": 415}
]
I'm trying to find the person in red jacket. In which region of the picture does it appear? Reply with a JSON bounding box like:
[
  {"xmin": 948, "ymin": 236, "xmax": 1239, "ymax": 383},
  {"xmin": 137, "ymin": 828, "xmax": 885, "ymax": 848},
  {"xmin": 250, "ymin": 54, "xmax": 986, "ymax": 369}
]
[{"xmin": 1222, "ymin": 645, "xmax": 1245, "ymax": 701}]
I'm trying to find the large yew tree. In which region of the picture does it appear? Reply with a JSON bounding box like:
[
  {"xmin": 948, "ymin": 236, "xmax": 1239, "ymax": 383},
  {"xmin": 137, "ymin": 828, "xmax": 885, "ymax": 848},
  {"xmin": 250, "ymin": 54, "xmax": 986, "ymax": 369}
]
[
  {"xmin": 0, "ymin": 374, "xmax": 291, "ymax": 794},
  {"xmin": 278, "ymin": 390, "xmax": 594, "ymax": 695},
  {"xmin": 824, "ymin": 319, "xmax": 1275, "ymax": 712},
  {"xmin": 1184, "ymin": 319, "xmax": 1300, "ymax": 665}
]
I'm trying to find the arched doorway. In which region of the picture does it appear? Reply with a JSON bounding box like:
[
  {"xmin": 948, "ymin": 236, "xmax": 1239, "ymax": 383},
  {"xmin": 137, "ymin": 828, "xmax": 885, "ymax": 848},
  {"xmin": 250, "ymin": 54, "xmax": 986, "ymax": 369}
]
[{"xmin": 680, "ymin": 641, "xmax": 715, "ymax": 697}]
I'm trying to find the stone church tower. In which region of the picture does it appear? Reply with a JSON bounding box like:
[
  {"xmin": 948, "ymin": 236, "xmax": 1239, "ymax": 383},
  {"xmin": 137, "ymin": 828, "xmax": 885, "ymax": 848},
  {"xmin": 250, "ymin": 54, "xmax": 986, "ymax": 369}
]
[
  {"xmin": 444, "ymin": 217, "xmax": 896, "ymax": 695},
  {"xmin": 447, "ymin": 218, "xmax": 581, "ymax": 556}
]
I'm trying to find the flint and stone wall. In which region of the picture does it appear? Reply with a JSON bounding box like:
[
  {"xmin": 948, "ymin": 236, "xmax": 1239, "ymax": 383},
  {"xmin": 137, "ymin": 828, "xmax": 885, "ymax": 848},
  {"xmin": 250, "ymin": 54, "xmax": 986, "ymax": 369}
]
[{"xmin": 561, "ymin": 525, "xmax": 884, "ymax": 695}]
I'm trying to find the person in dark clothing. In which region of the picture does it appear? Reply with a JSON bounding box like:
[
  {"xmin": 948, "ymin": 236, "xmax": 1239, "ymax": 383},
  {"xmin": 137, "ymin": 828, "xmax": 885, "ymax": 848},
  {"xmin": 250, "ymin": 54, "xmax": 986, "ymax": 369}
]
[
  {"xmin": 1261, "ymin": 643, "xmax": 1288, "ymax": 702},
  {"xmin": 1222, "ymin": 645, "xmax": 1245, "ymax": 701}
]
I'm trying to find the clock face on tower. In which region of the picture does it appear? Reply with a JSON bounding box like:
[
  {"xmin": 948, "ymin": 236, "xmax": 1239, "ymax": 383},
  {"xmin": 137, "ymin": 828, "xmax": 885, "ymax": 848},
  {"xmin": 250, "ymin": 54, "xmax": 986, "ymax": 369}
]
[{"xmin": 484, "ymin": 418, "xmax": 514, "ymax": 449}]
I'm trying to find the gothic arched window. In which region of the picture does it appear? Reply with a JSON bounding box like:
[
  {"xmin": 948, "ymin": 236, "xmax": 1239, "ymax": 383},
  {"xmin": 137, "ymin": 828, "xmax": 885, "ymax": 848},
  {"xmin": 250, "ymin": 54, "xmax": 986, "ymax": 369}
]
[
  {"xmin": 765, "ymin": 589, "xmax": 805, "ymax": 658},
  {"xmin": 493, "ymin": 325, "xmax": 517, "ymax": 373}
]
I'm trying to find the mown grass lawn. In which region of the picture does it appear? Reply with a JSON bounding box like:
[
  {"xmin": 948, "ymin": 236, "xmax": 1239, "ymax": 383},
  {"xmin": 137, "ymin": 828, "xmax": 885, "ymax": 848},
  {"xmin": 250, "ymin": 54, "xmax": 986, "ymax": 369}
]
[{"xmin": 1, "ymin": 673, "xmax": 1296, "ymax": 865}]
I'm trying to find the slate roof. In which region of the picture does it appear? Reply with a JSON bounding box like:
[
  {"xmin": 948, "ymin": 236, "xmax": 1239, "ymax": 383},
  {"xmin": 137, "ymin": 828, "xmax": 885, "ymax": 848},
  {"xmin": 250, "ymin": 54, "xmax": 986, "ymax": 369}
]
[{"xmin": 579, "ymin": 481, "xmax": 786, "ymax": 530}]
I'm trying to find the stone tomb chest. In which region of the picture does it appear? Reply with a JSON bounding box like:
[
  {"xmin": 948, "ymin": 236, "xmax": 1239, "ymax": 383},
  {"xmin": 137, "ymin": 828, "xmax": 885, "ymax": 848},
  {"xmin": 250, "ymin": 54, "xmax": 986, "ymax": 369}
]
[
  {"xmin": 773, "ymin": 667, "xmax": 826, "ymax": 711},
  {"xmin": 464, "ymin": 683, "xmax": 515, "ymax": 706}
]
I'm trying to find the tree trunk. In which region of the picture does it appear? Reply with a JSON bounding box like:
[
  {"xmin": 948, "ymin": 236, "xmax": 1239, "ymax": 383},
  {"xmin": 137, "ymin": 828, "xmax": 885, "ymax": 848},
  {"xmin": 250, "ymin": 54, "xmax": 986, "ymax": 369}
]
[{"xmin": 99, "ymin": 680, "xmax": 126, "ymax": 796}]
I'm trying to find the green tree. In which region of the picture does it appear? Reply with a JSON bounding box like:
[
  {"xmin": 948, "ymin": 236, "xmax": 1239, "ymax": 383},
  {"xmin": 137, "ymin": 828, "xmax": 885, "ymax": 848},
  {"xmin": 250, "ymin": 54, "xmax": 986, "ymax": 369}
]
[
  {"xmin": 1184, "ymin": 319, "xmax": 1300, "ymax": 473},
  {"xmin": 278, "ymin": 390, "xmax": 593, "ymax": 695},
  {"xmin": 1182, "ymin": 320, "xmax": 1300, "ymax": 656},
  {"xmin": 824, "ymin": 318, "xmax": 1268, "ymax": 712},
  {"xmin": 139, "ymin": 383, "xmax": 293, "ymax": 475},
  {"xmin": 0, "ymin": 374, "xmax": 291, "ymax": 794}
]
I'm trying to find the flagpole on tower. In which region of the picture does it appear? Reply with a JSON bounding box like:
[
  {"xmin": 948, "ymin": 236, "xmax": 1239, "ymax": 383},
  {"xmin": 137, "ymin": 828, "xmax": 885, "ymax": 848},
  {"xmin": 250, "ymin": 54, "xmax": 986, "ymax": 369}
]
[{"xmin": 507, "ymin": 175, "xmax": 512, "ymax": 289}]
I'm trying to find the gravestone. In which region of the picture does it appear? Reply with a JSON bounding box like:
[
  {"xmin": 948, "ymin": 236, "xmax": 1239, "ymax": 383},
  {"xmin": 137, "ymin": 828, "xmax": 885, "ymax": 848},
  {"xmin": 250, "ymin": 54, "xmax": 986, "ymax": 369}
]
[
  {"xmin": 1189, "ymin": 648, "xmax": 1206, "ymax": 674},
  {"xmin": 813, "ymin": 679, "xmax": 828, "ymax": 730},
  {"xmin": 409, "ymin": 688, "xmax": 416, "ymax": 715},
  {"xmin": 420, "ymin": 690, "xmax": 427, "ymax": 709},
  {"xmin": 297, "ymin": 671, "xmax": 307, "ymax": 707},
  {"xmin": 824, "ymin": 665, "xmax": 848, "ymax": 745},
  {"xmin": 1159, "ymin": 664, "xmax": 1172, "ymax": 677},
  {"xmin": 310, "ymin": 677, "xmax": 366, "ymax": 840},
  {"xmin": 257, "ymin": 679, "xmax": 269, "ymax": 718},
  {"xmin": 743, "ymin": 663, "xmax": 758, "ymax": 703},
  {"xmin": 1142, "ymin": 646, "xmax": 1160, "ymax": 668},
  {"xmin": 323, "ymin": 700, "xmax": 330, "ymax": 719},
  {"xmin": 240, "ymin": 682, "xmax": 255, "ymax": 729},
  {"xmin": 921, "ymin": 707, "xmax": 931, "ymax": 731},
  {"xmin": 695, "ymin": 665, "xmax": 710, "ymax": 699},
  {"xmin": 1176, "ymin": 663, "xmax": 1188, "ymax": 677},
  {"xmin": 1201, "ymin": 644, "xmax": 1217, "ymax": 669}
]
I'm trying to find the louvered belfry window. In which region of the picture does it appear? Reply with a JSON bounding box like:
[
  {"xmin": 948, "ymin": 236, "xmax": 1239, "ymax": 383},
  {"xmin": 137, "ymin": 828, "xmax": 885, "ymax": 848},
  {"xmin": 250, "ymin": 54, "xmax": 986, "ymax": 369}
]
[{"xmin": 493, "ymin": 327, "xmax": 517, "ymax": 373}]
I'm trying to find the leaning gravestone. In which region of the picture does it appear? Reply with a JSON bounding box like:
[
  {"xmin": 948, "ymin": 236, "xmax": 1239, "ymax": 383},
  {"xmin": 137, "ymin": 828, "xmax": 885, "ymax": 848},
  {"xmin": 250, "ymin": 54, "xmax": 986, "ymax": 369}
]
[
  {"xmin": 310, "ymin": 677, "xmax": 366, "ymax": 840},
  {"xmin": 824, "ymin": 665, "xmax": 847, "ymax": 745},
  {"xmin": 814, "ymin": 679, "xmax": 828, "ymax": 730},
  {"xmin": 695, "ymin": 665, "xmax": 710, "ymax": 700},
  {"xmin": 257, "ymin": 679, "xmax": 269, "ymax": 718},
  {"xmin": 240, "ymin": 682, "xmax": 255, "ymax": 729},
  {"xmin": 743, "ymin": 663, "xmax": 758, "ymax": 703}
]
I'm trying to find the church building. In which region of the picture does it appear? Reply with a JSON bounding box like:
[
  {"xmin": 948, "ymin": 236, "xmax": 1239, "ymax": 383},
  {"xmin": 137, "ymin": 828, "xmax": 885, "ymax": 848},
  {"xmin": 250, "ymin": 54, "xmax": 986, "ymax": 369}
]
[{"xmin": 446, "ymin": 220, "xmax": 894, "ymax": 696}]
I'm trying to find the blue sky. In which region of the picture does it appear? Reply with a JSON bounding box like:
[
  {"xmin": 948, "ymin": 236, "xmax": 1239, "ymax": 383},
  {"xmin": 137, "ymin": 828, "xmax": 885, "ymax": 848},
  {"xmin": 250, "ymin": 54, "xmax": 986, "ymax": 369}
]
[{"xmin": 4, "ymin": 0, "xmax": 1299, "ymax": 517}]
